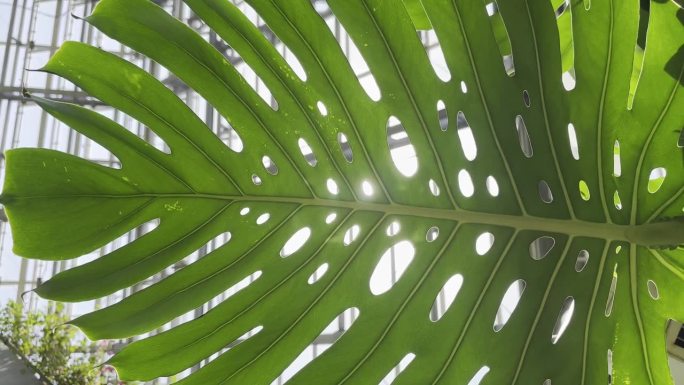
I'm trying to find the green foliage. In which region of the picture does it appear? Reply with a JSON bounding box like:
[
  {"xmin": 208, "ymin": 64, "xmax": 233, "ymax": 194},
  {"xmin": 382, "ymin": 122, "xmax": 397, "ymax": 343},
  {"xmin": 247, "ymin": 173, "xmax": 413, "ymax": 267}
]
[
  {"xmin": 0, "ymin": 0, "xmax": 683, "ymax": 384},
  {"xmin": 0, "ymin": 302, "xmax": 119, "ymax": 385}
]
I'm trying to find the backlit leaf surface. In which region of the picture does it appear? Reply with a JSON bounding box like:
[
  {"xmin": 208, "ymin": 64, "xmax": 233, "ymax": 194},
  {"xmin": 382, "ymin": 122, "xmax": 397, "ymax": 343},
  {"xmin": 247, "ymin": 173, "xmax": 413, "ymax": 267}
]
[{"xmin": 1, "ymin": 0, "xmax": 683, "ymax": 384}]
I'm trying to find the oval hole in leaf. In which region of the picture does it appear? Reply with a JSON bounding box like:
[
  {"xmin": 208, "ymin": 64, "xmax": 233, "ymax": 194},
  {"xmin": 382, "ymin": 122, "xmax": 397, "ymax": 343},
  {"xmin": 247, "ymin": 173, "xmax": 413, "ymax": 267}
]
[
  {"xmin": 261, "ymin": 155, "xmax": 278, "ymax": 175},
  {"xmin": 605, "ymin": 264, "xmax": 618, "ymax": 316},
  {"xmin": 276, "ymin": 307, "xmax": 360, "ymax": 383},
  {"xmin": 298, "ymin": 138, "xmax": 317, "ymax": 167},
  {"xmin": 426, "ymin": 226, "xmax": 439, "ymax": 242},
  {"xmin": 338, "ymin": 132, "xmax": 353, "ymax": 163},
  {"xmin": 361, "ymin": 180, "xmax": 374, "ymax": 197},
  {"xmin": 486, "ymin": 176, "xmax": 499, "ymax": 197},
  {"xmin": 343, "ymin": 225, "xmax": 360, "ymax": 246},
  {"xmin": 370, "ymin": 240, "xmax": 415, "ymax": 295},
  {"xmin": 429, "ymin": 274, "xmax": 464, "ymax": 322},
  {"xmin": 647, "ymin": 279, "xmax": 659, "ymax": 300},
  {"xmin": 613, "ymin": 140, "xmax": 621, "ymax": 177},
  {"xmin": 575, "ymin": 249, "xmax": 589, "ymax": 272},
  {"xmin": 567, "ymin": 123, "xmax": 580, "ymax": 160},
  {"xmin": 607, "ymin": 349, "xmax": 613, "ymax": 383},
  {"xmin": 327, "ymin": 178, "xmax": 339, "ymax": 195},
  {"xmin": 460, "ymin": 81, "xmax": 468, "ymax": 93},
  {"xmin": 387, "ymin": 116, "xmax": 418, "ymax": 177},
  {"xmin": 428, "ymin": 179, "xmax": 440, "ymax": 196},
  {"xmin": 280, "ymin": 227, "xmax": 311, "ymax": 258},
  {"xmin": 233, "ymin": 324, "xmax": 263, "ymax": 348},
  {"xmin": 551, "ymin": 296, "xmax": 575, "ymax": 344},
  {"xmin": 555, "ymin": 0, "xmax": 569, "ymax": 16},
  {"xmin": 578, "ymin": 180, "xmax": 590, "ymax": 201},
  {"xmin": 307, "ymin": 263, "xmax": 329, "ymax": 285},
  {"xmin": 647, "ymin": 167, "xmax": 666, "ymax": 193},
  {"xmin": 229, "ymin": 7, "xmax": 284, "ymax": 108},
  {"xmin": 240, "ymin": 207, "xmax": 250, "ymax": 216},
  {"xmin": 515, "ymin": 115, "xmax": 533, "ymax": 158},
  {"xmin": 484, "ymin": 1, "xmax": 515, "ymax": 76},
  {"xmin": 437, "ymin": 100, "xmax": 448, "ymax": 131},
  {"xmin": 205, "ymin": 231, "xmax": 232, "ymax": 253},
  {"xmin": 523, "ymin": 90, "xmax": 531, "ymax": 107},
  {"xmin": 613, "ymin": 190, "xmax": 622, "ymax": 210},
  {"xmin": 378, "ymin": 353, "xmax": 416, "ymax": 385},
  {"xmin": 251, "ymin": 174, "xmax": 262, "ymax": 186},
  {"xmin": 100, "ymin": 218, "xmax": 160, "ymax": 255},
  {"xmin": 201, "ymin": 270, "xmax": 261, "ymax": 308},
  {"xmin": 386, "ymin": 221, "xmax": 400, "ymax": 237},
  {"xmin": 256, "ymin": 213, "xmax": 270, "ymax": 225},
  {"xmin": 503, "ymin": 54, "xmax": 515, "ymax": 76},
  {"xmin": 475, "ymin": 232, "xmax": 495, "ymax": 255},
  {"xmin": 321, "ymin": 16, "xmax": 381, "ymax": 101},
  {"xmin": 317, "ymin": 101, "xmax": 328, "ymax": 116},
  {"xmin": 530, "ymin": 236, "xmax": 555, "ymax": 260},
  {"xmin": 493, "ymin": 279, "xmax": 526, "ymax": 332},
  {"xmin": 218, "ymin": 116, "xmax": 244, "ymax": 153},
  {"xmin": 240, "ymin": 63, "xmax": 278, "ymax": 110},
  {"xmin": 136, "ymin": 219, "xmax": 159, "ymax": 235},
  {"xmin": 457, "ymin": 111, "xmax": 477, "ymax": 161},
  {"xmin": 137, "ymin": 128, "xmax": 169, "ymax": 155},
  {"xmin": 280, "ymin": 44, "xmax": 307, "ymax": 82},
  {"xmin": 562, "ymin": 68, "xmax": 576, "ymax": 90},
  {"xmin": 325, "ymin": 213, "xmax": 337, "ymax": 224},
  {"xmin": 425, "ymin": 29, "xmax": 451, "ymax": 82},
  {"xmin": 467, "ymin": 365, "xmax": 491, "ymax": 385},
  {"xmin": 458, "ymin": 169, "xmax": 474, "ymax": 197},
  {"xmin": 538, "ymin": 180, "xmax": 554, "ymax": 203}
]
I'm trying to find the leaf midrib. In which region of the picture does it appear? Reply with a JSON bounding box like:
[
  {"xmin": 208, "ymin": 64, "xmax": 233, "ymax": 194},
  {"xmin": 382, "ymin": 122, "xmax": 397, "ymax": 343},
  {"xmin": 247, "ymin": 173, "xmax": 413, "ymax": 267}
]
[{"xmin": 4, "ymin": 192, "xmax": 666, "ymax": 244}]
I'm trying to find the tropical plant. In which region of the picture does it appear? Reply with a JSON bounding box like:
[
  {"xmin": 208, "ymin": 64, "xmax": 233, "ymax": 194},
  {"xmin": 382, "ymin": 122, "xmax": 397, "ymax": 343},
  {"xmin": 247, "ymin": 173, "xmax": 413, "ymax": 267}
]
[
  {"xmin": 0, "ymin": 301, "xmax": 119, "ymax": 384},
  {"xmin": 0, "ymin": 0, "xmax": 682, "ymax": 384}
]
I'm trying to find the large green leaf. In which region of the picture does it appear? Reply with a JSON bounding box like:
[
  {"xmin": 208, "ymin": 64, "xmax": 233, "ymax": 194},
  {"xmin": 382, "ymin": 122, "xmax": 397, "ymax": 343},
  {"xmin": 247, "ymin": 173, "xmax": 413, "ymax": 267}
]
[{"xmin": 1, "ymin": 0, "xmax": 683, "ymax": 383}]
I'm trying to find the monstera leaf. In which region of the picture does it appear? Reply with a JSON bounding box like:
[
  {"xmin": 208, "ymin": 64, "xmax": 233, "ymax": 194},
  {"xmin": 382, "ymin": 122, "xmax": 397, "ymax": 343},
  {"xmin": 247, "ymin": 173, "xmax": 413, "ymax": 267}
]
[{"xmin": 1, "ymin": 0, "xmax": 683, "ymax": 383}]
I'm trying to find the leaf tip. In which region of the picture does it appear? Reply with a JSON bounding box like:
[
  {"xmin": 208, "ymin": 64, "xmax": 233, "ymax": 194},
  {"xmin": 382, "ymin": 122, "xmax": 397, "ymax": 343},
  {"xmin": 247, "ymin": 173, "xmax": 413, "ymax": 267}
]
[
  {"xmin": 70, "ymin": 12, "xmax": 85, "ymax": 21},
  {"xmin": 65, "ymin": 316, "xmax": 82, "ymax": 329},
  {"xmin": 23, "ymin": 66, "xmax": 43, "ymax": 74},
  {"xmin": 19, "ymin": 288, "xmax": 35, "ymax": 304}
]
